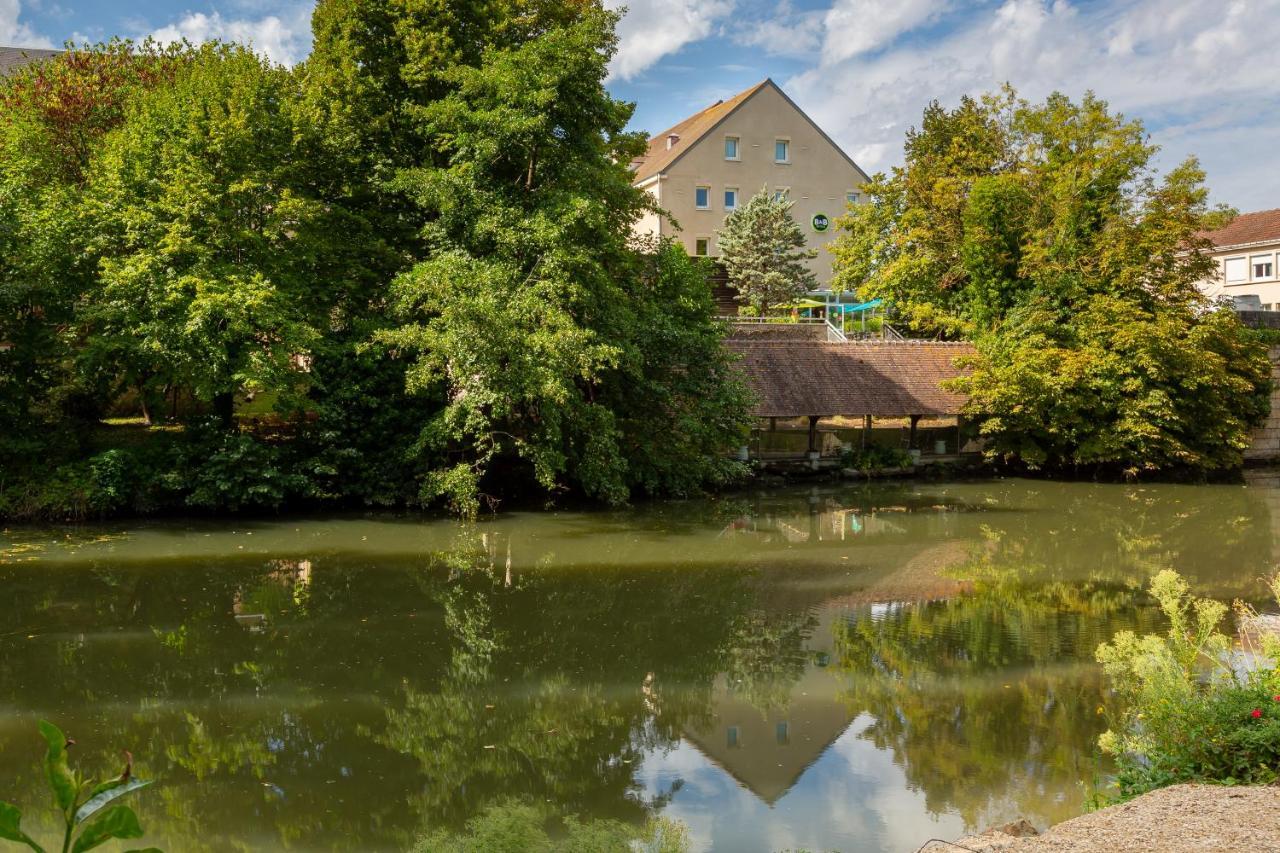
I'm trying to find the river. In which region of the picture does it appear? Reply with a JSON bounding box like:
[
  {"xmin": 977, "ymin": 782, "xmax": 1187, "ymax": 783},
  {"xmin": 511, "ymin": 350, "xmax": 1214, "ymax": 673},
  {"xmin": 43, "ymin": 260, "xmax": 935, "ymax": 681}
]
[{"xmin": 1, "ymin": 475, "xmax": 1276, "ymax": 851}]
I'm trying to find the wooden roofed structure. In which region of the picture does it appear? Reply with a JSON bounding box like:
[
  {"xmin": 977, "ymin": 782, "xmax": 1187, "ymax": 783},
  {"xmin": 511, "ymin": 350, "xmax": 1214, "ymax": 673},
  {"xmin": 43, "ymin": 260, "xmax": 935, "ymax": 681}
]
[{"xmin": 726, "ymin": 339, "xmax": 974, "ymax": 418}]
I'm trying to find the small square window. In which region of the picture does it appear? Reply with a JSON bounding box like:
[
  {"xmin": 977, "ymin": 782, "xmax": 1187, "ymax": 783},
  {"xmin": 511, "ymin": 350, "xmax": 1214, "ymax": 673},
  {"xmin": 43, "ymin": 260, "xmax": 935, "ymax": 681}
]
[
  {"xmin": 725, "ymin": 136, "xmax": 740, "ymax": 160},
  {"xmin": 694, "ymin": 238, "xmax": 709, "ymax": 256},
  {"xmin": 695, "ymin": 186, "xmax": 710, "ymax": 209},
  {"xmin": 1252, "ymin": 254, "xmax": 1274, "ymax": 280},
  {"xmin": 772, "ymin": 187, "xmax": 790, "ymax": 203},
  {"xmin": 1224, "ymin": 257, "xmax": 1247, "ymax": 283},
  {"xmin": 846, "ymin": 191, "xmax": 861, "ymax": 205},
  {"xmin": 775, "ymin": 139, "xmax": 790, "ymax": 163},
  {"xmin": 724, "ymin": 188, "xmax": 738, "ymax": 210}
]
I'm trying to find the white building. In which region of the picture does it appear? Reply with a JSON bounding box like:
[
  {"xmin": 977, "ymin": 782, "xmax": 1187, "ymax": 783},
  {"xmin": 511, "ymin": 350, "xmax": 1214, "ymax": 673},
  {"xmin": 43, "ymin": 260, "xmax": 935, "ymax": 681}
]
[{"xmin": 1198, "ymin": 209, "xmax": 1280, "ymax": 309}]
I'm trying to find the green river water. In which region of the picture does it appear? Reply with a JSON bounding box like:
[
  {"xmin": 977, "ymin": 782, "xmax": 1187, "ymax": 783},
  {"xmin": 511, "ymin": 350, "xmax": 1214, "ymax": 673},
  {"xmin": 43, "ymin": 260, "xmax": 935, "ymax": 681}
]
[{"xmin": 1, "ymin": 475, "xmax": 1277, "ymax": 852}]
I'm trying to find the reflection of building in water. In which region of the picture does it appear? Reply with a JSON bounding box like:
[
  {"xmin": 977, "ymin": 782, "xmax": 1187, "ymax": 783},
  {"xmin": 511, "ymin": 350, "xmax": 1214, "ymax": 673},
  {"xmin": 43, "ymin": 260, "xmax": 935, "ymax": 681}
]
[
  {"xmin": 233, "ymin": 559, "xmax": 313, "ymax": 631},
  {"xmin": 680, "ymin": 606, "xmax": 853, "ymax": 805},
  {"xmin": 680, "ymin": 540, "xmax": 976, "ymax": 804},
  {"xmin": 722, "ymin": 491, "xmax": 961, "ymax": 546}
]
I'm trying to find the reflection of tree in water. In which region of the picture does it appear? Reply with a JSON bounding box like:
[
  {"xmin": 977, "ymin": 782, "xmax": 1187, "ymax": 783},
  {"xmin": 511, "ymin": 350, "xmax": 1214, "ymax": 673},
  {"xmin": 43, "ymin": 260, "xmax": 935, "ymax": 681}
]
[
  {"xmin": 377, "ymin": 539, "xmax": 820, "ymax": 834},
  {"xmin": 0, "ymin": 531, "xmax": 820, "ymax": 848},
  {"xmin": 833, "ymin": 575, "xmax": 1164, "ymax": 829}
]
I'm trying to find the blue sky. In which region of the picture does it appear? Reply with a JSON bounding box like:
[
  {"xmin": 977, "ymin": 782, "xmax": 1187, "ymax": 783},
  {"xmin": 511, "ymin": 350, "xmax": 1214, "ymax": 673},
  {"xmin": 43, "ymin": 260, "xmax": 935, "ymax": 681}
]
[{"xmin": 5, "ymin": 0, "xmax": 1279, "ymax": 211}]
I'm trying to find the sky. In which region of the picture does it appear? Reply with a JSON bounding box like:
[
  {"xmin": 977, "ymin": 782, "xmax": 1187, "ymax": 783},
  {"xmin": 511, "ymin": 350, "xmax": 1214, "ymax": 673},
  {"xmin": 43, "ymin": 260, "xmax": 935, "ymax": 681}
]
[{"xmin": 4, "ymin": 0, "xmax": 1279, "ymax": 211}]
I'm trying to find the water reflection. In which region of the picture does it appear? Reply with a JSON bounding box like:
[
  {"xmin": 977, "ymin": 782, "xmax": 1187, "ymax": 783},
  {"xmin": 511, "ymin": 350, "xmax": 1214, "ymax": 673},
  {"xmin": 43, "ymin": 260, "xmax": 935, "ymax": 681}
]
[{"xmin": 0, "ymin": 477, "xmax": 1277, "ymax": 851}]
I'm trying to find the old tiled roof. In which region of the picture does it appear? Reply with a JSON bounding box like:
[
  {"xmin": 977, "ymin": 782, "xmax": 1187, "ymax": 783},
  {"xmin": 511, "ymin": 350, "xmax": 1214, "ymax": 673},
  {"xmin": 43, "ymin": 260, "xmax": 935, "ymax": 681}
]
[
  {"xmin": 1200, "ymin": 209, "xmax": 1280, "ymax": 249},
  {"xmin": 726, "ymin": 339, "xmax": 974, "ymax": 418},
  {"xmin": 630, "ymin": 80, "xmax": 769, "ymax": 184},
  {"xmin": 0, "ymin": 46, "xmax": 60, "ymax": 76}
]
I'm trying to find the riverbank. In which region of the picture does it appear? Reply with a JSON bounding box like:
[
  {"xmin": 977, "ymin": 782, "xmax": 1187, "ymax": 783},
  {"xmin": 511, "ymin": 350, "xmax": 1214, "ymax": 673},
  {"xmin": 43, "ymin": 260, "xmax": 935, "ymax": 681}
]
[{"xmin": 924, "ymin": 785, "xmax": 1280, "ymax": 852}]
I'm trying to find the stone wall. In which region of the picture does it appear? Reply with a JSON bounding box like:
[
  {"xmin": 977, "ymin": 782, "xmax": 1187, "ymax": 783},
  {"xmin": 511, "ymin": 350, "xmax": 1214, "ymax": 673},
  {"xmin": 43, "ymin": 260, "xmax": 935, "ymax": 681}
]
[{"xmin": 1245, "ymin": 345, "xmax": 1280, "ymax": 462}]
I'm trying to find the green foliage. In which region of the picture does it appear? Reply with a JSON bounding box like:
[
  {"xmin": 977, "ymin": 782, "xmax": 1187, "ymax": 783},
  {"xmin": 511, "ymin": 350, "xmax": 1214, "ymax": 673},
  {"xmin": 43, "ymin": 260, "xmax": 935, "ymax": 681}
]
[
  {"xmin": 1095, "ymin": 570, "xmax": 1280, "ymax": 799},
  {"xmin": 717, "ymin": 189, "xmax": 817, "ymax": 314},
  {"xmin": 1, "ymin": 7, "xmax": 750, "ymax": 520},
  {"xmin": 0, "ymin": 721, "xmax": 159, "ymax": 853},
  {"xmin": 840, "ymin": 445, "xmax": 913, "ymax": 470},
  {"xmin": 411, "ymin": 799, "xmax": 688, "ymax": 853},
  {"xmin": 832, "ymin": 87, "xmax": 1271, "ymax": 474}
]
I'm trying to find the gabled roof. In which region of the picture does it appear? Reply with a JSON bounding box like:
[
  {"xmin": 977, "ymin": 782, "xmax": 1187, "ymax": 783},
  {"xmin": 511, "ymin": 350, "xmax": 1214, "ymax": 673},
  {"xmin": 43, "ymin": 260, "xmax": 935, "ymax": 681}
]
[
  {"xmin": 1200, "ymin": 208, "xmax": 1280, "ymax": 249},
  {"xmin": 725, "ymin": 339, "xmax": 973, "ymax": 418},
  {"xmin": 0, "ymin": 45, "xmax": 61, "ymax": 77},
  {"xmin": 630, "ymin": 78, "xmax": 868, "ymax": 184}
]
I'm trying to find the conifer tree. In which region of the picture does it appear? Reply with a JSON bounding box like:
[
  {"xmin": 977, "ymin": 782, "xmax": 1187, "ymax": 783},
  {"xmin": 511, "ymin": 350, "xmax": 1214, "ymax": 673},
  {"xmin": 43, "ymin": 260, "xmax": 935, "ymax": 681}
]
[{"xmin": 716, "ymin": 189, "xmax": 817, "ymax": 315}]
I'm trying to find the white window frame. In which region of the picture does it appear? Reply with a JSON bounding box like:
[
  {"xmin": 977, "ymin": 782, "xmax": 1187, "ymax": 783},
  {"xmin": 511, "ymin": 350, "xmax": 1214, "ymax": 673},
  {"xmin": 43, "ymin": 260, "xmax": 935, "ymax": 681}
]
[
  {"xmin": 724, "ymin": 135, "xmax": 741, "ymax": 161},
  {"xmin": 724, "ymin": 187, "xmax": 738, "ymax": 211},
  {"xmin": 1224, "ymin": 256, "xmax": 1248, "ymax": 284},
  {"xmin": 694, "ymin": 236, "xmax": 710, "ymax": 256},
  {"xmin": 772, "ymin": 186, "xmax": 791, "ymax": 203},
  {"xmin": 694, "ymin": 185, "xmax": 711, "ymax": 210},
  {"xmin": 846, "ymin": 190, "xmax": 861, "ymax": 206},
  {"xmin": 1251, "ymin": 253, "xmax": 1274, "ymax": 281},
  {"xmin": 774, "ymin": 138, "xmax": 791, "ymax": 164}
]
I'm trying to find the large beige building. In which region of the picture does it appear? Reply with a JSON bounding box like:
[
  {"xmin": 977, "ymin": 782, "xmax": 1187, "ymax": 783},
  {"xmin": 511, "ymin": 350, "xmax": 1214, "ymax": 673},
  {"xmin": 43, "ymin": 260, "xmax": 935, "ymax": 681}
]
[
  {"xmin": 1198, "ymin": 209, "xmax": 1280, "ymax": 309},
  {"xmin": 629, "ymin": 79, "xmax": 868, "ymax": 287}
]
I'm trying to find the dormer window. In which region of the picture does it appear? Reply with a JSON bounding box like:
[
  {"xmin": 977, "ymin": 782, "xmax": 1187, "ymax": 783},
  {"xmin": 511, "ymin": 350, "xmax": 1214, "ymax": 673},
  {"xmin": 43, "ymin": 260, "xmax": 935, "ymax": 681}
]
[
  {"xmin": 666, "ymin": 133, "xmax": 680, "ymax": 150},
  {"xmin": 724, "ymin": 136, "xmax": 740, "ymax": 160}
]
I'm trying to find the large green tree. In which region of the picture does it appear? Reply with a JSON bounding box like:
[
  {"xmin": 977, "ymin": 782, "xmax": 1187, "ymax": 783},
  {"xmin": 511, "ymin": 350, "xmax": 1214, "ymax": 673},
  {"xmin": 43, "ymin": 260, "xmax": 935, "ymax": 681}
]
[
  {"xmin": 831, "ymin": 88, "xmax": 1270, "ymax": 474},
  {"xmin": 0, "ymin": 42, "xmax": 182, "ymax": 466},
  {"xmin": 83, "ymin": 45, "xmax": 332, "ymax": 427},
  {"xmin": 304, "ymin": 0, "xmax": 750, "ymax": 513},
  {"xmin": 717, "ymin": 189, "xmax": 817, "ymax": 314}
]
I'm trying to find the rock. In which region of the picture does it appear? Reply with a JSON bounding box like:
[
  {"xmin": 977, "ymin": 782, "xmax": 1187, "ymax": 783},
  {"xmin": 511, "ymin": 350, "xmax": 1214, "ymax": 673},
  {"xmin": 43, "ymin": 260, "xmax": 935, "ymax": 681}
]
[{"xmin": 991, "ymin": 819, "xmax": 1039, "ymax": 838}]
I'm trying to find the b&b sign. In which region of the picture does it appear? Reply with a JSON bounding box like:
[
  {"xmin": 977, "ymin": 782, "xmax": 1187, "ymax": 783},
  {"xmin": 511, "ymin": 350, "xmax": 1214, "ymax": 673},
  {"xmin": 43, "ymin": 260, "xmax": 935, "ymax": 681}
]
[{"xmin": 812, "ymin": 213, "xmax": 830, "ymax": 232}]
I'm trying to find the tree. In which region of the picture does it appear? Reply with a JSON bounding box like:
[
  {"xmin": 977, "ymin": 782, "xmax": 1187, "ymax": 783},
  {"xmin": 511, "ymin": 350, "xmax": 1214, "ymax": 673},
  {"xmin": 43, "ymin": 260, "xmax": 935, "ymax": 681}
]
[
  {"xmin": 82, "ymin": 44, "xmax": 329, "ymax": 428},
  {"xmin": 830, "ymin": 88, "xmax": 1270, "ymax": 474},
  {"xmin": 716, "ymin": 189, "xmax": 816, "ymax": 314},
  {"xmin": 320, "ymin": 0, "xmax": 752, "ymax": 513},
  {"xmin": 0, "ymin": 42, "xmax": 182, "ymax": 466}
]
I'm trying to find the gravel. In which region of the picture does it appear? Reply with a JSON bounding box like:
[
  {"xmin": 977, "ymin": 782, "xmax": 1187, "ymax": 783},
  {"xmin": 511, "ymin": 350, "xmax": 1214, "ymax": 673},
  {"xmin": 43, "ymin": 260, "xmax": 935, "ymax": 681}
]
[{"xmin": 921, "ymin": 784, "xmax": 1280, "ymax": 853}]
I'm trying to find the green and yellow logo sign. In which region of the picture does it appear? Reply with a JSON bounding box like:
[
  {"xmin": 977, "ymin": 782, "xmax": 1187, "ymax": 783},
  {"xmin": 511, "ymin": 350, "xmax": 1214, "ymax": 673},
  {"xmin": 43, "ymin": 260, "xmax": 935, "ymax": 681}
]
[{"xmin": 811, "ymin": 213, "xmax": 830, "ymax": 232}]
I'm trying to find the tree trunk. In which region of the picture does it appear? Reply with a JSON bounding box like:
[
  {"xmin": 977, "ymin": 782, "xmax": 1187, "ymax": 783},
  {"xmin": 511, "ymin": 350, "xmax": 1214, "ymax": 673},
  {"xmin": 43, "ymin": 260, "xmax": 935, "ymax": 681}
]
[{"xmin": 213, "ymin": 390, "xmax": 235, "ymax": 428}]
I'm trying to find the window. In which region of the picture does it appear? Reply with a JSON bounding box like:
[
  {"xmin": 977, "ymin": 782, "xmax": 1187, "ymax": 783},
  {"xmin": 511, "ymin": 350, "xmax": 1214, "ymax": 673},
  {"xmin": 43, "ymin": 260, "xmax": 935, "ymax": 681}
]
[
  {"xmin": 1252, "ymin": 254, "xmax": 1274, "ymax": 280},
  {"xmin": 694, "ymin": 238, "xmax": 709, "ymax": 256},
  {"xmin": 724, "ymin": 136, "xmax": 740, "ymax": 160},
  {"xmin": 1224, "ymin": 257, "xmax": 1247, "ymax": 283},
  {"xmin": 694, "ymin": 185, "xmax": 710, "ymax": 209},
  {"xmin": 772, "ymin": 186, "xmax": 790, "ymax": 203},
  {"xmin": 724, "ymin": 187, "xmax": 738, "ymax": 210},
  {"xmin": 774, "ymin": 139, "xmax": 790, "ymax": 163},
  {"xmin": 846, "ymin": 191, "xmax": 861, "ymax": 205}
]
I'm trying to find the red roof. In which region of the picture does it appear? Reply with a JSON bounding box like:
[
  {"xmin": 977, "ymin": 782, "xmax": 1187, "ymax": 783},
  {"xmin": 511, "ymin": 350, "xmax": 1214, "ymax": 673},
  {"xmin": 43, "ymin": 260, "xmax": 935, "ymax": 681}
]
[
  {"xmin": 1200, "ymin": 209, "xmax": 1280, "ymax": 249},
  {"xmin": 629, "ymin": 81, "xmax": 769, "ymax": 184}
]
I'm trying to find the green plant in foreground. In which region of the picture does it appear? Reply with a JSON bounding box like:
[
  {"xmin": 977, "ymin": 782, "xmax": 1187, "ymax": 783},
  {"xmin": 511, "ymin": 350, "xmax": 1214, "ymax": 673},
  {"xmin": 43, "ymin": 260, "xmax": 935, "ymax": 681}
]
[
  {"xmin": 0, "ymin": 721, "xmax": 160, "ymax": 853},
  {"xmin": 1095, "ymin": 570, "xmax": 1280, "ymax": 800}
]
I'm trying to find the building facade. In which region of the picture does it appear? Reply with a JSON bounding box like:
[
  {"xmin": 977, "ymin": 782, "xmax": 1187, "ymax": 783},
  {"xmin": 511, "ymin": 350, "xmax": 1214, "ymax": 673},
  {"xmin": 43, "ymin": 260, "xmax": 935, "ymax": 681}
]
[
  {"xmin": 629, "ymin": 79, "xmax": 868, "ymax": 287},
  {"xmin": 1197, "ymin": 209, "xmax": 1280, "ymax": 309}
]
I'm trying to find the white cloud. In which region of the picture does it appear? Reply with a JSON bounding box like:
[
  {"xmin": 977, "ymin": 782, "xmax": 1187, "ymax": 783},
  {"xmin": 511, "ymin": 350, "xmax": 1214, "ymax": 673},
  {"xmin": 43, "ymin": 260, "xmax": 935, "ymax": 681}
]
[
  {"xmin": 1, "ymin": 0, "xmax": 55, "ymax": 47},
  {"xmin": 734, "ymin": 0, "xmax": 823, "ymax": 59},
  {"xmin": 149, "ymin": 4, "xmax": 313, "ymax": 66},
  {"xmin": 606, "ymin": 0, "xmax": 734, "ymax": 80},
  {"xmin": 821, "ymin": 0, "xmax": 946, "ymax": 64},
  {"xmin": 785, "ymin": 0, "xmax": 1280, "ymax": 210}
]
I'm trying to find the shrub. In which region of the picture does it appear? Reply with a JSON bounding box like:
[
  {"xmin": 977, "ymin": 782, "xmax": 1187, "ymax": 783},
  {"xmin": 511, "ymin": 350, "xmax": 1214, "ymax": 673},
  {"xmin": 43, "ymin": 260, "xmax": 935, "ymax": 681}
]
[{"xmin": 1095, "ymin": 570, "xmax": 1280, "ymax": 799}]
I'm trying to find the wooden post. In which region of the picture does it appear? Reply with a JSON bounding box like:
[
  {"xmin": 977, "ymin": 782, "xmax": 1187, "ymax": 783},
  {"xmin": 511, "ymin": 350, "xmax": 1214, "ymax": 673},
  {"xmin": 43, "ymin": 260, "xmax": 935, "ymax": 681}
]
[
  {"xmin": 769, "ymin": 417, "xmax": 777, "ymax": 432},
  {"xmin": 862, "ymin": 415, "xmax": 872, "ymax": 449},
  {"xmin": 909, "ymin": 415, "xmax": 920, "ymax": 449},
  {"xmin": 807, "ymin": 416, "xmax": 820, "ymax": 453}
]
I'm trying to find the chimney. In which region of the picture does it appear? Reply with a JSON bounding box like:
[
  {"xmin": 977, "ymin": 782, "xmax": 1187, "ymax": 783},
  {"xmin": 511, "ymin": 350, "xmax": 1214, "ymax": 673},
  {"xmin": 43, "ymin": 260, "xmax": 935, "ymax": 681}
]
[{"xmin": 666, "ymin": 133, "xmax": 680, "ymax": 150}]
